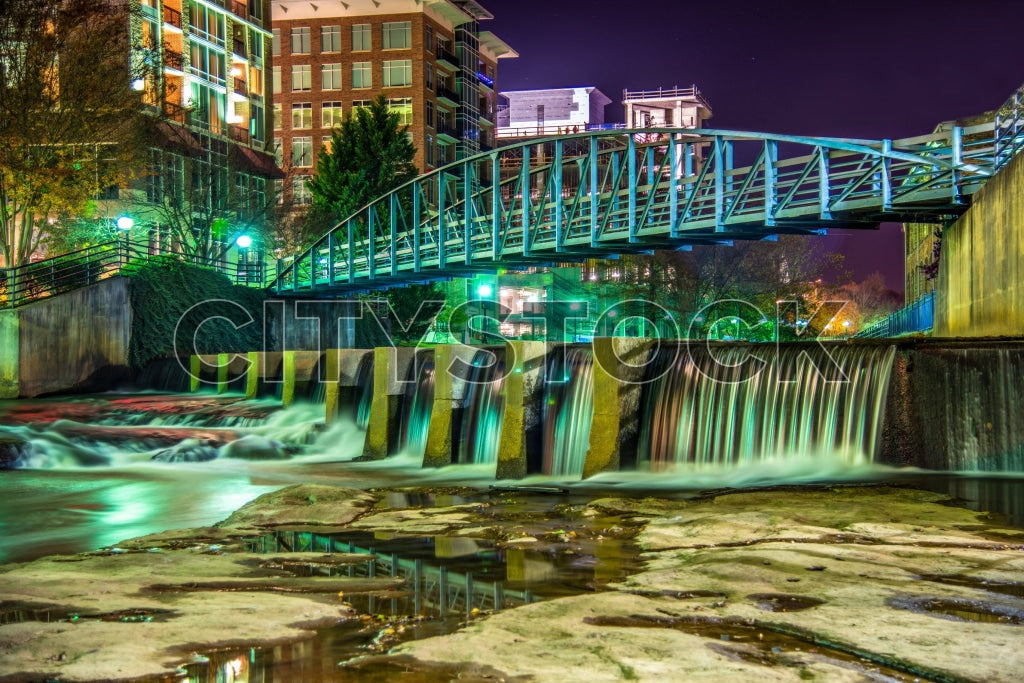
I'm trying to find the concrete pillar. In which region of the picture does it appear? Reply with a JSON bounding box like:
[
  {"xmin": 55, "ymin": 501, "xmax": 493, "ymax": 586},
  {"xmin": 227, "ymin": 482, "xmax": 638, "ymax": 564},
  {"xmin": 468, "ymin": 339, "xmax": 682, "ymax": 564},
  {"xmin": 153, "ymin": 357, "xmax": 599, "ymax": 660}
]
[
  {"xmin": 0, "ymin": 310, "xmax": 19, "ymax": 399},
  {"xmin": 244, "ymin": 351, "xmax": 260, "ymax": 398},
  {"xmin": 423, "ymin": 344, "xmax": 482, "ymax": 467},
  {"xmin": 280, "ymin": 350, "xmax": 321, "ymax": 406},
  {"xmin": 583, "ymin": 338, "xmax": 653, "ymax": 478},
  {"xmin": 190, "ymin": 354, "xmax": 222, "ymax": 392},
  {"xmin": 324, "ymin": 348, "xmax": 372, "ymax": 424},
  {"xmin": 216, "ymin": 353, "xmax": 230, "ymax": 393},
  {"xmin": 362, "ymin": 346, "xmax": 417, "ymax": 459},
  {"xmin": 496, "ymin": 341, "xmax": 548, "ymax": 479}
]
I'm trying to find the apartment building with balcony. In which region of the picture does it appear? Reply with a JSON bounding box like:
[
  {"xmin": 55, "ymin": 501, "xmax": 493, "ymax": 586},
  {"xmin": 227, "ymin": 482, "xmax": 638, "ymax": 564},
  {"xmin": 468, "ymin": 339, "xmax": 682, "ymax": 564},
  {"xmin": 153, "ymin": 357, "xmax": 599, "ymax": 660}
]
[
  {"xmin": 269, "ymin": 0, "xmax": 516, "ymax": 206},
  {"xmin": 131, "ymin": 0, "xmax": 279, "ymax": 256}
]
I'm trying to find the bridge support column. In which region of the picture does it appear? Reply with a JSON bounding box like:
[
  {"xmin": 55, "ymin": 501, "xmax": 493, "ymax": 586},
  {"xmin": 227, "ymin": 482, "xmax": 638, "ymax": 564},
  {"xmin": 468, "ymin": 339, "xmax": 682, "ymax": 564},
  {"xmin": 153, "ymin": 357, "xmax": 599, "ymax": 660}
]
[
  {"xmin": 423, "ymin": 344, "xmax": 482, "ymax": 468},
  {"xmin": 190, "ymin": 354, "xmax": 222, "ymax": 392},
  {"xmin": 583, "ymin": 338, "xmax": 654, "ymax": 478},
  {"xmin": 496, "ymin": 341, "xmax": 548, "ymax": 479},
  {"xmin": 362, "ymin": 346, "xmax": 417, "ymax": 459},
  {"xmin": 0, "ymin": 310, "xmax": 18, "ymax": 399},
  {"xmin": 324, "ymin": 349, "xmax": 372, "ymax": 424},
  {"xmin": 280, "ymin": 351, "xmax": 322, "ymax": 406}
]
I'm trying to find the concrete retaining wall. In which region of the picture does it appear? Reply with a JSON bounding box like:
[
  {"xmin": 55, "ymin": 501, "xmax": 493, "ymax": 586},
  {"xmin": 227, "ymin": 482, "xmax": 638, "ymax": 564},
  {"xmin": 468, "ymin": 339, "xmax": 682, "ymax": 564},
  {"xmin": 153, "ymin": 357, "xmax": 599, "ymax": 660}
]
[{"xmin": 935, "ymin": 151, "xmax": 1024, "ymax": 336}]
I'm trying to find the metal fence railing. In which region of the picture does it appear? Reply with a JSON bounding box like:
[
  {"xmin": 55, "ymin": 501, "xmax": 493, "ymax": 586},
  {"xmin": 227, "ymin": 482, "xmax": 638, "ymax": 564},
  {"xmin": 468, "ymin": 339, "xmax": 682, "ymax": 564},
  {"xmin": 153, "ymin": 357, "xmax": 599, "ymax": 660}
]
[
  {"xmin": 0, "ymin": 240, "xmax": 269, "ymax": 309},
  {"xmin": 995, "ymin": 83, "xmax": 1024, "ymax": 171},
  {"xmin": 856, "ymin": 291, "xmax": 935, "ymax": 338}
]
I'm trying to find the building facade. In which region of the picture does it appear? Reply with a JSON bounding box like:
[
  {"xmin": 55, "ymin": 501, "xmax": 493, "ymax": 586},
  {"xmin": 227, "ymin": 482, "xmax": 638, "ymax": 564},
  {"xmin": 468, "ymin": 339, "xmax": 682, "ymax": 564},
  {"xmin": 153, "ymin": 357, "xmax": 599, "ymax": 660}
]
[
  {"xmin": 129, "ymin": 0, "xmax": 279, "ymax": 261},
  {"xmin": 269, "ymin": 0, "xmax": 516, "ymax": 207},
  {"xmin": 497, "ymin": 86, "xmax": 613, "ymax": 138}
]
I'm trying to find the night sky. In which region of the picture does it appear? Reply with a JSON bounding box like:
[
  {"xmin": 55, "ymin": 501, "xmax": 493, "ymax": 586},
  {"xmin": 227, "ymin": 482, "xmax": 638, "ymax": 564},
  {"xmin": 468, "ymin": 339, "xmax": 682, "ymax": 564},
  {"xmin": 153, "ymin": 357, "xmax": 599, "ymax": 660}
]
[{"xmin": 481, "ymin": 0, "xmax": 1024, "ymax": 292}]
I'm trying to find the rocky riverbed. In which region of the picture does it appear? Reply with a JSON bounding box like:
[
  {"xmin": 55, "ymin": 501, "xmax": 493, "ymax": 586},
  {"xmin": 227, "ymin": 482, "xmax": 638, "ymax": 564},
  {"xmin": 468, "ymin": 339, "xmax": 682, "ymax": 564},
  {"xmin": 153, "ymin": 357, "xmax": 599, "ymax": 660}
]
[{"xmin": 2, "ymin": 484, "xmax": 1023, "ymax": 681}]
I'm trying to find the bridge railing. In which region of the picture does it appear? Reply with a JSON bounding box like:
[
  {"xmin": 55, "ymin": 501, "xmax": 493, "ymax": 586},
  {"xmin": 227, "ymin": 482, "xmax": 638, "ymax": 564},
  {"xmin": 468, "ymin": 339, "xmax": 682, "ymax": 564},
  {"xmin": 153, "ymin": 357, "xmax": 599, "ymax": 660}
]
[
  {"xmin": 995, "ymin": 84, "xmax": 1024, "ymax": 171},
  {"xmin": 0, "ymin": 241, "xmax": 270, "ymax": 309},
  {"xmin": 272, "ymin": 123, "xmax": 997, "ymax": 294},
  {"xmin": 856, "ymin": 291, "xmax": 935, "ymax": 338}
]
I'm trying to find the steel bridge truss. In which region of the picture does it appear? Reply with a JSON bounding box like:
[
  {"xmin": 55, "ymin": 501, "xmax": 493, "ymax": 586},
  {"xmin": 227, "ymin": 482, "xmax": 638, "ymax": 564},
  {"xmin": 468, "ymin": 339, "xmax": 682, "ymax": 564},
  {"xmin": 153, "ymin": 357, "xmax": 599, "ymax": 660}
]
[{"xmin": 274, "ymin": 124, "xmax": 997, "ymax": 293}]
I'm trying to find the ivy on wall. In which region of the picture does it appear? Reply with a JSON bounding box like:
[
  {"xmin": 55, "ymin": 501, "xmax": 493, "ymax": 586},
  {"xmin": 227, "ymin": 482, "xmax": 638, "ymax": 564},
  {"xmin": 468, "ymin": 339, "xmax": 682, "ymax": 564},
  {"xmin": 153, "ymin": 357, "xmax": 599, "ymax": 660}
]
[{"xmin": 124, "ymin": 258, "xmax": 268, "ymax": 371}]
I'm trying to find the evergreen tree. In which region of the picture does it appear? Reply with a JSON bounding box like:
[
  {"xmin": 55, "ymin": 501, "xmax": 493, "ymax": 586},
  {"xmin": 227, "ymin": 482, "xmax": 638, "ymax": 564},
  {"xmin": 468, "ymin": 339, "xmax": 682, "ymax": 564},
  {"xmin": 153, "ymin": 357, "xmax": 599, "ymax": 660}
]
[{"xmin": 308, "ymin": 94, "xmax": 418, "ymax": 224}]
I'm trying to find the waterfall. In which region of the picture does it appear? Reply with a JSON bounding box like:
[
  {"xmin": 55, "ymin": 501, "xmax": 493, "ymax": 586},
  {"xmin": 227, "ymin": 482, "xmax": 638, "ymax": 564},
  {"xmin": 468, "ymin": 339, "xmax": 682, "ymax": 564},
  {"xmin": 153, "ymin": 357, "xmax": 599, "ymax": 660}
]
[
  {"xmin": 353, "ymin": 354, "xmax": 374, "ymax": 430},
  {"xmin": 542, "ymin": 347, "xmax": 594, "ymax": 477},
  {"xmin": 457, "ymin": 349, "xmax": 506, "ymax": 464},
  {"xmin": 638, "ymin": 344, "xmax": 896, "ymax": 468},
  {"xmin": 399, "ymin": 356, "xmax": 435, "ymax": 457}
]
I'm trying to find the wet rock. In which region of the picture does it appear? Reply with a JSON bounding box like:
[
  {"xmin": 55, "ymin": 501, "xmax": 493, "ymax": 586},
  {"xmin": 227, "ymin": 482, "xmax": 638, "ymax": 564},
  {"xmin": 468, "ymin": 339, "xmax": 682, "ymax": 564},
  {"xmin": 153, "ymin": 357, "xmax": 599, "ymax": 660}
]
[
  {"xmin": 0, "ymin": 433, "xmax": 32, "ymax": 469},
  {"xmin": 151, "ymin": 438, "xmax": 219, "ymax": 463},
  {"xmin": 220, "ymin": 435, "xmax": 289, "ymax": 461},
  {"xmin": 218, "ymin": 485, "xmax": 380, "ymax": 528}
]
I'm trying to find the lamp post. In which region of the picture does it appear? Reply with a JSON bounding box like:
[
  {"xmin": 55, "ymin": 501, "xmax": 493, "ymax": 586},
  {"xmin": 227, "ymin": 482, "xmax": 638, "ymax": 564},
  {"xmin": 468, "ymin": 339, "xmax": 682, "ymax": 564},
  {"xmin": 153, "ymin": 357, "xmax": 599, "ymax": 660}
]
[
  {"xmin": 116, "ymin": 216, "xmax": 133, "ymax": 267},
  {"xmin": 477, "ymin": 282, "xmax": 493, "ymax": 342},
  {"xmin": 235, "ymin": 233, "xmax": 253, "ymax": 285}
]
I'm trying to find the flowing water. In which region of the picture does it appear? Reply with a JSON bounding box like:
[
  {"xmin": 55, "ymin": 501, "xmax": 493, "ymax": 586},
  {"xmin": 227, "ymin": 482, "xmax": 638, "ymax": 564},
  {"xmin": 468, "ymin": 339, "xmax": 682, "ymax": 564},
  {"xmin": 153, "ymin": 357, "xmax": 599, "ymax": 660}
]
[
  {"xmin": 457, "ymin": 349, "xmax": 506, "ymax": 465},
  {"xmin": 542, "ymin": 347, "xmax": 595, "ymax": 477}
]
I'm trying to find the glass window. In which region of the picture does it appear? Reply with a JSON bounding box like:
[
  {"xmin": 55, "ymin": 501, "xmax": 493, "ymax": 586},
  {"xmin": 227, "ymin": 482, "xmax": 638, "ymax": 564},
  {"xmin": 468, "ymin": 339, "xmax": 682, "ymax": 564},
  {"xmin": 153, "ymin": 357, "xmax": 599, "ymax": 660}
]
[
  {"xmin": 351, "ymin": 62, "xmax": 372, "ymax": 89},
  {"xmin": 353, "ymin": 99, "xmax": 370, "ymax": 109},
  {"xmin": 272, "ymin": 29, "xmax": 280, "ymax": 56},
  {"xmin": 190, "ymin": 5, "xmax": 225, "ymax": 46},
  {"xmin": 425, "ymin": 63, "xmax": 433, "ymax": 90},
  {"xmin": 272, "ymin": 66, "xmax": 281, "ymax": 94},
  {"xmin": 189, "ymin": 43, "xmax": 226, "ymax": 85},
  {"xmin": 321, "ymin": 63, "xmax": 341, "ymax": 90},
  {"xmin": 321, "ymin": 25, "xmax": 341, "ymax": 52},
  {"xmin": 249, "ymin": 27, "xmax": 264, "ymax": 65},
  {"xmin": 388, "ymin": 97, "xmax": 412, "ymax": 125},
  {"xmin": 292, "ymin": 136, "xmax": 313, "ymax": 167},
  {"xmin": 382, "ymin": 59, "xmax": 411, "ymax": 88},
  {"xmin": 273, "ymin": 104, "xmax": 282, "ymax": 130},
  {"xmin": 351, "ymin": 23, "xmax": 371, "ymax": 51},
  {"xmin": 425, "ymin": 25, "xmax": 433, "ymax": 54},
  {"xmin": 322, "ymin": 136, "xmax": 333, "ymax": 153},
  {"xmin": 291, "ymin": 64, "xmax": 311, "ymax": 91},
  {"xmin": 273, "ymin": 137, "xmax": 283, "ymax": 166},
  {"xmin": 382, "ymin": 21, "xmax": 411, "ymax": 49},
  {"xmin": 322, "ymin": 101, "xmax": 343, "ymax": 128},
  {"xmin": 251, "ymin": 102, "xmax": 265, "ymax": 142},
  {"xmin": 290, "ymin": 27, "xmax": 310, "ymax": 54},
  {"xmin": 292, "ymin": 102, "xmax": 312, "ymax": 129},
  {"xmin": 294, "ymin": 175, "xmax": 312, "ymax": 205},
  {"xmin": 426, "ymin": 100, "xmax": 434, "ymax": 127},
  {"xmin": 425, "ymin": 135, "xmax": 434, "ymax": 166}
]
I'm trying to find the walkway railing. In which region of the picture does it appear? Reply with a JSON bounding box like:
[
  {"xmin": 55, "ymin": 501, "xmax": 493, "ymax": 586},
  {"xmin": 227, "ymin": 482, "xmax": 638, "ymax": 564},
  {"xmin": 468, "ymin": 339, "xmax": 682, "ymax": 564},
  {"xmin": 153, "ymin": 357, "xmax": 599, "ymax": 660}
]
[
  {"xmin": 0, "ymin": 240, "xmax": 269, "ymax": 309},
  {"xmin": 995, "ymin": 83, "xmax": 1024, "ymax": 171},
  {"xmin": 272, "ymin": 122, "xmax": 997, "ymax": 294},
  {"xmin": 856, "ymin": 291, "xmax": 935, "ymax": 338}
]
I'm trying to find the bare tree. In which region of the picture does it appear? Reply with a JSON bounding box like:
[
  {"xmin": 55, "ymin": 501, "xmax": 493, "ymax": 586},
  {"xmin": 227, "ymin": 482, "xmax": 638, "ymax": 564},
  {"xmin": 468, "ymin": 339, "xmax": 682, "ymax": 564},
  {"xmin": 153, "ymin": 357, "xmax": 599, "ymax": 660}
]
[{"xmin": 0, "ymin": 0, "xmax": 151, "ymax": 268}]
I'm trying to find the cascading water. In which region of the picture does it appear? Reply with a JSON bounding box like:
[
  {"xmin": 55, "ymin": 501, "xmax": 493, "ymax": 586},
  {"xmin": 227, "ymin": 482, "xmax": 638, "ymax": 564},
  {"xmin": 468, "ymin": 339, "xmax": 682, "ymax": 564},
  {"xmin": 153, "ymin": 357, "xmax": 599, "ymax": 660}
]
[
  {"xmin": 457, "ymin": 349, "xmax": 506, "ymax": 464},
  {"xmin": 353, "ymin": 353, "xmax": 374, "ymax": 430},
  {"xmin": 638, "ymin": 343, "xmax": 897, "ymax": 468},
  {"xmin": 399, "ymin": 357, "xmax": 435, "ymax": 457},
  {"xmin": 541, "ymin": 347, "xmax": 594, "ymax": 477}
]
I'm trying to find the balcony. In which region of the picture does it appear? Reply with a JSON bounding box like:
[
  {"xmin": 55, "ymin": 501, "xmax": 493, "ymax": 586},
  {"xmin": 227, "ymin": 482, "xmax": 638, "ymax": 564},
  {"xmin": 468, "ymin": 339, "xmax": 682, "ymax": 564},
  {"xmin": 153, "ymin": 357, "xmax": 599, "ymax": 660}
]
[
  {"xmin": 229, "ymin": 124, "xmax": 251, "ymax": 145},
  {"xmin": 435, "ymin": 45, "xmax": 457, "ymax": 71},
  {"xmin": 436, "ymin": 85, "xmax": 458, "ymax": 108},
  {"xmin": 163, "ymin": 101, "xmax": 189, "ymax": 125},
  {"xmin": 232, "ymin": 38, "xmax": 247, "ymax": 60},
  {"xmin": 163, "ymin": 49, "xmax": 184, "ymax": 72},
  {"xmin": 436, "ymin": 121, "xmax": 460, "ymax": 143},
  {"xmin": 233, "ymin": 77, "xmax": 247, "ymax": 95},
  {"xmin": 163, "ymin": 6, "xmax": 182, "ymax": 29},
  {"xmin": 230, "ymin": 0, "xmax": 248, "ymax": 19}
]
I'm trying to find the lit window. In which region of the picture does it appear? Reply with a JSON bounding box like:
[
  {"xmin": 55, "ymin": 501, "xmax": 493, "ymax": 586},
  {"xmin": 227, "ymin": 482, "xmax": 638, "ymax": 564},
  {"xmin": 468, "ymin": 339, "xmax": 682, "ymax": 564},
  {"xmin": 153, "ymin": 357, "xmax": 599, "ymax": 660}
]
[
  {"xmin": 353, "ymin": 99, "xmax": 370, "ymax": 109},
  {"xmin": 292, "ymin": 102, "xmax": 312, "ymax": 129},
  {"xmin": 351, "ymin": 62, "xmax": 372, "ymax": 89},
  {"xmin": 352, "ymin": 23, "xmax": 371, "ymax": 52},
  {"xmin": 388, "ymin": 97, "xmax": 412, "ymax": 125},
  {"xmin": 291, "ymin": 64, "xmax": 311, "ymax": 91},
  {"xmin": 321, "ymin": 25, "xmax": 341, "ymax": 52},
  {"xmin": 382, "ymin": 21, "xmax": 411, "ymax": 49},
  {"xmin": 292, "ymin": 136, "xmax": 313, "ymax": 167},
  {"xmin": 321, "ymin": 63, "xmax": 341, "ymax": 90},
  {"xmin": 382, "ymin": 59, "xmax": 411, "ymax": 88},
  {"xmin": 322, "ymin": 101, "xmax": 343, "ymax": 128},
  {"xmin": 294, "ymin": 175, "xmax": 312, "ymax": 205},
  {"xmin": 272, "ymin": 66, "xmax": 281, "ymax": 94},
  {"xmin": 272, "ymin": 28, "xmax": 280, "ymax": 56},
  {"xmin": 291, "ymin": 27, "xmax": 311, "ymax": 54},
  {"xmin": 273, "ymin": 104, "xmax": 282, "ymax": 130}
]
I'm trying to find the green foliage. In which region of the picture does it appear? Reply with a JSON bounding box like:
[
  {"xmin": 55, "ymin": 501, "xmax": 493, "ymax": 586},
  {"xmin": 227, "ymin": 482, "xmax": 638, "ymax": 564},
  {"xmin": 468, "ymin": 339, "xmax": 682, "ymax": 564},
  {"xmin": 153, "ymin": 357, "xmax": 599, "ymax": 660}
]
[
  {"xmin": 124, "ymin": 259, "xmax": 267, "ymax": 371},
  {"xmin": 308, "ymin": 94, "xmax": 418, "ymax": 224}
]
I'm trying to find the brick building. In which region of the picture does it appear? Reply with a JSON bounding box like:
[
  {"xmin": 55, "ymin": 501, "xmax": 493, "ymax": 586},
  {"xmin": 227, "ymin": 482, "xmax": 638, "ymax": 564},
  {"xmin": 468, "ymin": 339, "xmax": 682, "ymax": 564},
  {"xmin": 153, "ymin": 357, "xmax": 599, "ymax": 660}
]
[{"xmin": 270, "ymin": 0, "xmax": 516, "ymax": 205}]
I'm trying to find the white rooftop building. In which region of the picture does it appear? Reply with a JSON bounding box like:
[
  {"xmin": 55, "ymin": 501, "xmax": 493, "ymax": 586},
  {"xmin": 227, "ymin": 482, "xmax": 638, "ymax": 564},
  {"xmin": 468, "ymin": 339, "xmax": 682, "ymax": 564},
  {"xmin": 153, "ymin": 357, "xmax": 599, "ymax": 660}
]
[{"xmin": 496, "ymin": 86, "xmax": 612, "ymax": 138}]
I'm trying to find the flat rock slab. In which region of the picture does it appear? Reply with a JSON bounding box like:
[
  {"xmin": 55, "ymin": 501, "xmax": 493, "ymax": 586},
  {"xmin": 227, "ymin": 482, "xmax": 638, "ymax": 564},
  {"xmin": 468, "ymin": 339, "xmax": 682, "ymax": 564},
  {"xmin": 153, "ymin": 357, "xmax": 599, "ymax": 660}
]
[{"xmin": 391, "ymin": 487, "xmax": 1024, "ymax": 682}]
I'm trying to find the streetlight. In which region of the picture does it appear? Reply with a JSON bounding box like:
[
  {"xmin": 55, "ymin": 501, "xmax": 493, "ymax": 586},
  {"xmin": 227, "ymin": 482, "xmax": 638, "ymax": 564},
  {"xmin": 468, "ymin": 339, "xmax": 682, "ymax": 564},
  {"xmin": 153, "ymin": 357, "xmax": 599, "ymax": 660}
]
[
  {"xmin": 477, "ymin": 282, "xmax": 494, "ymax": 341},
  {"xmin": 116, "ymin": 216, "xmax": 133, "ymax": 265},
  {"xmin": 235, "ymin": 233, "xmax": 255, "ymax": 284}
]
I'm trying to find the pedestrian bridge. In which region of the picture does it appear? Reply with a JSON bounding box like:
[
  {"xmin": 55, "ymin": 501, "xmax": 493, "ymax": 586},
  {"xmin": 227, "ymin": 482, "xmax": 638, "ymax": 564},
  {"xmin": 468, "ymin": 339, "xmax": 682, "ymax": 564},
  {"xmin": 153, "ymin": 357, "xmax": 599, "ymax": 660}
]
[{"xmin": 272, "ymin": 92, "xmax": 1024, "ymax": 293}]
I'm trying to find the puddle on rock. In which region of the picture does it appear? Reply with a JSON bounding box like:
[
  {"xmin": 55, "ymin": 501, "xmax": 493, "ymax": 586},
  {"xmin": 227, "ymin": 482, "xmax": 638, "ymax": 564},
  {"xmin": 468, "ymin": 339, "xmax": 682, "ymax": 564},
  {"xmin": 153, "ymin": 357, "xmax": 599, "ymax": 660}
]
[
  {"xmin": 0, "ymin": 601, "xmax": 174, "ymax": 625},
  {"xmin": 887, "ymin": 594, "xmax": 1024, "ymax": 624},
  {"xmin": 916, "ymin": 573, "xmax": 1024, "ymax": 599},
  {"xmin": 747, "ymin": 593, "xmax": 826, "ymax": 612},
  {"xmin": 160, "ymin": 494, "xmax": 645, "ymax": 682},
  {"xmin": 584, "ymin": 614, "xmax": 944, "ymax": 681}
]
